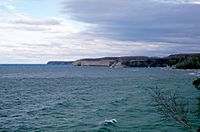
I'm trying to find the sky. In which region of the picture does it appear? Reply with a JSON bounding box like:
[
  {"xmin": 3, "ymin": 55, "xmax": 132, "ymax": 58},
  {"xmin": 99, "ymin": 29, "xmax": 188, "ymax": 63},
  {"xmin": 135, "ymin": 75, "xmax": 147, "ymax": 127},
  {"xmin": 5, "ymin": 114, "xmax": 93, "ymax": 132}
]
[{"xmin": 0, "ymin": 0, "xmax": 200, "ymax": 64}]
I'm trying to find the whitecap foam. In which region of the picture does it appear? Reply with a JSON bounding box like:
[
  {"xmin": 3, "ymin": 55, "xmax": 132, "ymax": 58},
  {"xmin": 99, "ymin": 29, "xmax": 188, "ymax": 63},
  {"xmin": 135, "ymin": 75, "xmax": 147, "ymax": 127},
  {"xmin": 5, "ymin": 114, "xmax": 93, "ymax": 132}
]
[
  {"xmin": 188, "ymin": 70, "xmax": 200, "ymax": 77},
  {"xmin": 189, "ymin": 72, "xmax": 196, "ymax": 76},
  {"xmin": 103, "ymin": 119, "xmax": 117, "ymax": 126}
]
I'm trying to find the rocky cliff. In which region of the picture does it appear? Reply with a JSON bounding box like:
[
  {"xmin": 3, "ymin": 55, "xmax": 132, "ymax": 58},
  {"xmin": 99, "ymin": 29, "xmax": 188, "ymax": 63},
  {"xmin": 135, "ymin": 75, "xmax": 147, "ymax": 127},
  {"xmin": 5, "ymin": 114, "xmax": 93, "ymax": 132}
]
[{"xmin": 72, "ymin": 53, "xmax": 200, "ymax": 69}]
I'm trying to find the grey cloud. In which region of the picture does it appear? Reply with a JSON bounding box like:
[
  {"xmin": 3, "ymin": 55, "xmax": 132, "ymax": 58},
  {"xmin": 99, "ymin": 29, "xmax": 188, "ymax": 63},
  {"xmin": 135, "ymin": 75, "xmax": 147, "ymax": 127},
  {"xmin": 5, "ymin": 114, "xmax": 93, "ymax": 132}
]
[
  {"xmin": 0, "ymin": 24, "xmax": 51, "ymax": 32},
  {"xmin": 60, "ymin": 0, "xmax": 200, "ymax": 45},
  {"xmin": 153, "ymin": 0, "xmax": 200, "ymax": 4},
  {"xmin": 0, "ymin": 17, "xmax": 65, "ymax": 32},
  {"xmin": 13, "ymin": 19, "xmax": 61, "ymax": 25}
]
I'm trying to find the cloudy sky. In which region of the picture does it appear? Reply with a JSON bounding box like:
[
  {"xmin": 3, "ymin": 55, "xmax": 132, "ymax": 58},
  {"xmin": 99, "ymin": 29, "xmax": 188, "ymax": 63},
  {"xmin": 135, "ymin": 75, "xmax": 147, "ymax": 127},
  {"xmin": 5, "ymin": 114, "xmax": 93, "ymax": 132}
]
[{"xmin": 0, "ymin": 0, "xmax": 200, "ymax": 63}]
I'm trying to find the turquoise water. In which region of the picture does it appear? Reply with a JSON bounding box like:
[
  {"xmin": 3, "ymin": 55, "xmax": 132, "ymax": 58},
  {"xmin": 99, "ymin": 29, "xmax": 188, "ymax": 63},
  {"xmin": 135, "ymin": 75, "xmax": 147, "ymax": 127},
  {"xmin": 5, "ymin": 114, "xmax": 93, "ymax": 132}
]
[{"xmin": 0, "ymin": 65, "xmax": 199, "ymax": 131}]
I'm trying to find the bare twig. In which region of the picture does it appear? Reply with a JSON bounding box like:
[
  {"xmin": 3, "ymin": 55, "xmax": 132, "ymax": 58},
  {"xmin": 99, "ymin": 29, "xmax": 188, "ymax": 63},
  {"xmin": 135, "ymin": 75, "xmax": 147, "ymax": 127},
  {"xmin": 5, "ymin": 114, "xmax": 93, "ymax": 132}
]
[{"xmin": 147, "ymin": 87, "xmax": 195, "ymax": 132}]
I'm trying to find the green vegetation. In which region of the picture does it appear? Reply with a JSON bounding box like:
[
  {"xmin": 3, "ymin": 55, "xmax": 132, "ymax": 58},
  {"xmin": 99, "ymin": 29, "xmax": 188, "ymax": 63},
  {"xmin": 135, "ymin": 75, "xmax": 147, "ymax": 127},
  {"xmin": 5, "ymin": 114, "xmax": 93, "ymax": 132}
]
[
  {"xmin": 193, "ymin": 78, "xmax": 200, "ymax": 90},
  {"xmin": 175, "ymin": 57, "xmax": 200, "ymax": 69}
]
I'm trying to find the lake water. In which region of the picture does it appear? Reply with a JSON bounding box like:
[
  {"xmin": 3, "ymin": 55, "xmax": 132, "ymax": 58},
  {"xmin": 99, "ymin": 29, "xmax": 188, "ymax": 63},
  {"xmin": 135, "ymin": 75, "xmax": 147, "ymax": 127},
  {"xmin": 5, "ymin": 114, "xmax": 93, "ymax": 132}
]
[{"xmin": 0, "ymin": 65, "xmax": 199, "ymax": 131}]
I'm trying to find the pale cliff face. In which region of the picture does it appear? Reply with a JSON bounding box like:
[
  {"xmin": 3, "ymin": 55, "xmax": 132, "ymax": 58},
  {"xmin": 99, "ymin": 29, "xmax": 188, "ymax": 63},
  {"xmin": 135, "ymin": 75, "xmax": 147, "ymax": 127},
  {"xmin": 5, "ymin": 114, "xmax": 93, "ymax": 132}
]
[{"xmin": 73, "ymin": 60, "xmax": 116, "ymax": 66}]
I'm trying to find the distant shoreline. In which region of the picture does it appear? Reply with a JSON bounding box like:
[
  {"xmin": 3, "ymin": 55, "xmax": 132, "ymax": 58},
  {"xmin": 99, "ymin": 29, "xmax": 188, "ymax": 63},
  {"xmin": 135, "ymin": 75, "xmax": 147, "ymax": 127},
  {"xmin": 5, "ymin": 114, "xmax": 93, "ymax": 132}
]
[{"xmin": 47, "ymin": 53, "xmax": 200, "ymax": 69}]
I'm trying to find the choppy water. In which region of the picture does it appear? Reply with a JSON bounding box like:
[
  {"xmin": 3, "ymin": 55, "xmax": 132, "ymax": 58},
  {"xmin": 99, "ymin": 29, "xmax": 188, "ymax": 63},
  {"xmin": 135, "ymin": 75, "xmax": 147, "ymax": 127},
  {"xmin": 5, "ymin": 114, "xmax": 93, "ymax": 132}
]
[{"xmin": 0, "ymin": 65, "xmax": 199, "ymax": 132}]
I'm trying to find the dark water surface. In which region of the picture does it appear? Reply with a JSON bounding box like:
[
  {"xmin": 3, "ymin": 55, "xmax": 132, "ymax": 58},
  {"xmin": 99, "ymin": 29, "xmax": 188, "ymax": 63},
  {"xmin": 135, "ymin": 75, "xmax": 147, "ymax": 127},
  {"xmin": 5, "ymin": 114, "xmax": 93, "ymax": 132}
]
[{"xmin": 0, "ymin": 65, "xmax": 199, "ymax": 131}]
